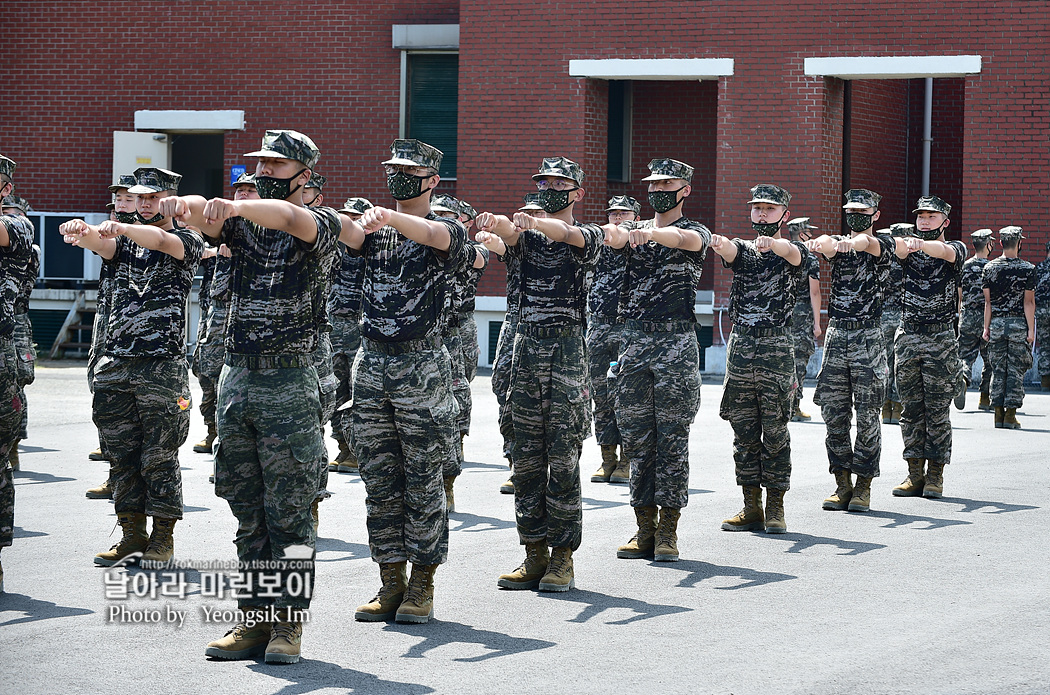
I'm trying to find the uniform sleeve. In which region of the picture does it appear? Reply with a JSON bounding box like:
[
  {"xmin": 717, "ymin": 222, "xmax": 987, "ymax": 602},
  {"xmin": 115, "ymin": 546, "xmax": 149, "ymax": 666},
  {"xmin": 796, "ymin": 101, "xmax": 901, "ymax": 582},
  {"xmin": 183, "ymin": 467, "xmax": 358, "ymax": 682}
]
[
  {"xmin": 679, "ymin": 219, "xmax": 711, "ymax": 264},
  {"xmin": 0, "ymin": 214, "xmax": 34, "ymax": 255},
  {"xmin": 1025, "ymin": 265, "xmax": 1037, "ymax": 291},
  {"xmin": 428, "ymin": 216, "xmax": 467, "ymax": 269},
  {"xmin": 723, "ymin": 238, "xmax": 752, "ymax": 271},
  {"xmin": 808, "ymin": 252, "xmax": 821, "ymax": 280},
  {"xmin": 171, "ymin": 227, "xmax": 205, "ymax": 269},
  {"xmin": 302, "ymin": 207, "xmax": 340, "ymax": 258},
  {"xmin": 571, "ymin": 222, "xmax": 603, "ymax": 268},
  {"xmin": 949, "ymin": 240, "xmax": 968, "ymax": 271}
]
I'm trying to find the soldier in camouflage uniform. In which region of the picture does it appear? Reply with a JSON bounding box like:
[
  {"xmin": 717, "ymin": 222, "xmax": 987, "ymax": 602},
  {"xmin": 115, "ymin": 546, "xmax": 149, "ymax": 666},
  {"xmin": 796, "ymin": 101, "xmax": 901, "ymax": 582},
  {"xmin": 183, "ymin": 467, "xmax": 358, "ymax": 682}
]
[
  {"xmin": 191, "ymin": 242, "xmax": 218, "ymax": 453},
  {"xmin": 337, "ymin": 139, "xmax": 465, "ymax": 626},
  {"xmin": 1033, "ymin": 241, "xmax": 1050, "ymax": 390},
  {"xmin": 890, "ymin": 196, "xmax": 967, "ymax": 500},
  {"xmin": 162, "ymin": 131, "xmax": 339, "ymax": 663},
  {"xmin": 59, "ymin": 167, "xmax": 203, "ymax": 571},
  {"xmin": 957, "ymin": 229, "xmax": 996, "ymax": 411},
  {"xmin": 602, "ymin": 159, "xmax": 708, "ymax": 562},
  {"xmin": 586, "ymin": 195, "xmax": 635, "ymax": 485},
  {"xmin": 786, "ymin": 217, "xmax": 822, "ymax": 421},
  {"xmin": 476, "ymin": 156, "xmax": 602, "ymax": 593},
  {"xmin": 880, "ymin": 223, "xmax": 913, "ymax": 425},
  {"xmin": 303, "ymin": 172, "xmax": 326, "ymax": 208},
  {"xmin": 455, "ymin": 199, "xmax": 485, "ymax": 391},
  {"xmin": 709, "ymin": 184, "xmax": 806, "ymax": 534},
  {"xmin": 982, "ymin": 226, "xmax": 1036, "ymax": 428},
  {"xmin": 806, "ymin": 189, "xmax": 894, "ymax": 513},
  {"xmin": 0, "ymin": 153, "xmax": 35, "ymax": 591},
  {"xmin": 327, "ymin": 197, "xmax": 371, "ymax": 474}
]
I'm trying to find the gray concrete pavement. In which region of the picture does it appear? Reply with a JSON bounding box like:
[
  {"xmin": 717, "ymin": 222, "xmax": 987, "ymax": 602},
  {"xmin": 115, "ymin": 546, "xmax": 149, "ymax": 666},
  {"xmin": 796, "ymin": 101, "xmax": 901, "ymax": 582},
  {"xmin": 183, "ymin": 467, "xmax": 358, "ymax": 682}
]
[{"xmin": 2, "ymin": 361, "xmax": 1048, "ymax": 694}]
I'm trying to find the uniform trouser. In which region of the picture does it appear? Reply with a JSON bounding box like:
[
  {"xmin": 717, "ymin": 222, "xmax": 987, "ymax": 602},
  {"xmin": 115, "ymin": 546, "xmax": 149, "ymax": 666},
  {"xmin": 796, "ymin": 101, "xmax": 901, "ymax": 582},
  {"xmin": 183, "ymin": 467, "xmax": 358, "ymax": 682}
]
[
  {"xmin": 93, "ymin": 357, "xmax": 190, "ymax": 519},
  {"xmin": 195, "ymin": 302, "xmax": 229, "ymax": 432},
  {"xmin": 881, "ymin": 310, "xmax": 901, "ymax": 402},
  {"xmin": 13, "ymin": 313, "xmax": 34, "ymax": 440},
  {"xmin": 958, "ymin": 307, "xmax": 991, "ymax": 393},
  {"xmin": 491, "ymin": 318, "xmax": 518, "ymax": 460},
  {"xmin": 719, "ymin": 330, "xmax": 795, "ymax": 490},
  {"xmin": 509, "ymin": 327, "xmax": 588, "ymax": 549},
  {"xmin": 458, "ymin": 311, "xmax": 480, "ymax": 383},
  {"xmin": 616, "ymin": 326, "xmax": 700, "ymax": 509},
  {"xmin": 351, "ymin": 343, "xmax": 456, "ymax": 566},
  {"xmin": 313, "ymin": 334, "xmax": 338, "ymax": 499},
  {"xmin": 1, "ymin": 339, "xmax": 24, "ymax": 549},
  {"xmin": 330, "ymin": 315, "xmax": 361, "ymax": 450},
  {"xmin": 791, "ymin": 302, "xmax": 816, "ymax": 408},
  {"xmin": 215, "ymin": 362, "xmax": 323, "ymax": 610},
  {"xmin": 586, "ymin": 318, "xmax": 624, "ymax": 447},
  {"xmin": 895, "ymin": 327, "xmax": 957, "ymax": 464},
  {"xmin": 442, "ymin": 325, "xmax": 467, "ymax": 478},
  {"xmin": 988, "ymin": 316, "xmax": 1033, "ymax": 408},
  {"xmin": 814, "ymin": 324, "xmax": 887, "ymax": 478},
  {"xmin": 1036, "ymin": 306, "xmax": 1050, "ymax": 377}
]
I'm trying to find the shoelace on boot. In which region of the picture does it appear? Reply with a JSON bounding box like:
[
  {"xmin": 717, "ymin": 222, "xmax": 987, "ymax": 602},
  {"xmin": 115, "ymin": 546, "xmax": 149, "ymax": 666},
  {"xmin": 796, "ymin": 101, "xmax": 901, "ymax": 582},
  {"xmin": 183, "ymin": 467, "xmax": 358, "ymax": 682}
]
[{"xmin": 271, "ymin": 623, "xmax": 300, "ymax": 641}]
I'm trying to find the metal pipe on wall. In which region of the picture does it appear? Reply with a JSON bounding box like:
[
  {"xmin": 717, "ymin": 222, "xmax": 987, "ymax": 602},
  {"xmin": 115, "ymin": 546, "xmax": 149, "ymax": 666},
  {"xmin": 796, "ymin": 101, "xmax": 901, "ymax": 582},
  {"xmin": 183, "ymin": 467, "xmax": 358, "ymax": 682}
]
[{"xmin": 922, "ymin": 77, "xmax": 933, "ymax": 196}]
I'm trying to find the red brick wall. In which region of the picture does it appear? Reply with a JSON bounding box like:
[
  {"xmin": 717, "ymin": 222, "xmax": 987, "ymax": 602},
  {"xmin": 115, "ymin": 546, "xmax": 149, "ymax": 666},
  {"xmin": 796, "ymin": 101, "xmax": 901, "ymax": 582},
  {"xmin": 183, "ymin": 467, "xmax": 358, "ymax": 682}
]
[{"xmin": 849, "ymin": 80, "xmax": 910, "ymax": 227}]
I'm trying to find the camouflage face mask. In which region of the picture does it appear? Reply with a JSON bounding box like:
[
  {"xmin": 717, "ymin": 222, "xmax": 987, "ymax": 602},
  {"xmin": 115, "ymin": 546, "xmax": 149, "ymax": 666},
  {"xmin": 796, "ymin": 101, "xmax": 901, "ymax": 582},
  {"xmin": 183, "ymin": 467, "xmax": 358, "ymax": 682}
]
[
  {"xmin": 648, "ymin": 187, "xmax": 685, "ymax": 214},
  {"xmin": 845, "ymin": 212, "xmax": 875, "ymax": 233},
  {"xmin": 255, "ymin": 169, "xmax": 308, "ymax": 200},
  {"xmin": 914, "ymin": 223, "xmax": 945, "ymax": 241},
  {"xmin": 140, "ymin": 211, "xmax": 164, "ymax": 225},
  {"xmin": 115, "ymin": 211, "xmax": 141, "ymax": 225},
  {"xmin": 752, "ymin": 220, "xmax": 781, "ymax": 237},
  {"xmin": 387, "ymin": 171, "xmax": 430, "ymax": 201},
  {"xmin": 539, "ymin": 187, "xmax": 577, "ymax": 214}
]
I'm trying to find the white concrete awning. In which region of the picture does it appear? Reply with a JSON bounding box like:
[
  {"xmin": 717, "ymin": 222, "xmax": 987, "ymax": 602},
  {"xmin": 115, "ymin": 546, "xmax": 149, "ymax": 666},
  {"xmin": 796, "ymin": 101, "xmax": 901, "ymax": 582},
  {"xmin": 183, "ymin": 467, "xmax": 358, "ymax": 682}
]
[
  {"xmin": 804, "ymin": 55, "xmax": 982, "ymax": 79},
  {"xmin": 569, "ymin": 58, "xmax": 734, "ymax": 80},
  {"xmin": 134, "ymin": 110, "xmax": 245, "ymax": 132}
]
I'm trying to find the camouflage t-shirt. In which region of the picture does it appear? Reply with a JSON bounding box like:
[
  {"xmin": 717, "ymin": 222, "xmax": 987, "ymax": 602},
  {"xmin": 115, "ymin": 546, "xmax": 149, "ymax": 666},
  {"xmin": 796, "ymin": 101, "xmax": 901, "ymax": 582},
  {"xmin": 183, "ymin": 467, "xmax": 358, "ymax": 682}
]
[
  {"xmin": 795, "ymin": 250, "xmax": 820, "ymax": 306},
  {"xmin": 504, "ymin": 221, "xmax": 603, "ymax": 327},
  {"xmin": 882, "ymin": 257, "xmax": 903, "ymax": 312},
  {"xmin": 14, "ymin": 244, "xmax": 39, "ymax": 314},
  {"xmin": 615, "ymin": 217, "xmax": 710, "ymax": 322},
  {"xmin": 328, "ymin": 244, "xmax": 365, "ymax": 320},
  {"xmin": 723, "ymin": 238, "xmax": 807, "ymax": 328},
  {"xmin": 983, "ymin": 256, "xmax": 1035, "ymax": 318},
  {"xmin": 210, "ymin": 250, "xmax": 232, "ymax": 304},
  {"xmin": 959, "ymin": 256, "xmax": 991, "ymax": 311},
  {"xmin": 823, "ymin": 234, "xmax": 895, "ymax": 320},
  {"xmin": 457, "ymin": 240, "xmax": 489, "ymax": 314},
  {"xmin": 900, "ymin": 240, "xmax": 967, "ymax": 325},
  {"xmin": 1033, "ymin": 258, "xmax": 1050, "ymax": 307},
  {"xmin": 0, "ymin": 214, "xmax": 35, "ymax": 340},
  {"xmin": 103, "ymin": 226, "xmax": 205, "ymax": 358},
  {"xmin": 499, "ymin": 249, "xmax": 522, "ymax": 320},
  {"xmin": 355, "ymin": 213, "xmax": 466, "ymax": 343},
  {"xmin": 220, "ymin": 206, "xmax": 340, "ymax": 355},
  {"xmin": 197, "ymin": 253, "xmax": 216, "ymax": 319},
  {"xmin": 588, "ymin": 244, "xmax": 628, "ymax": 320}
]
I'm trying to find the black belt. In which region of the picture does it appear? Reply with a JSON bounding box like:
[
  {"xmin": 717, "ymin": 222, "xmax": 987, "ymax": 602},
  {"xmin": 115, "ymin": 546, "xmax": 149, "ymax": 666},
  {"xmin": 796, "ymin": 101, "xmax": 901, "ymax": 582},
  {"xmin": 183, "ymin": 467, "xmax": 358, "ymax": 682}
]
[
  {"xmin": 361, "ymin": 335, "xmax": 442, "ymax": 355},
  {"xmin": 589, "ymin": 315, "xmax": 625, "ymax": 327},
  {"xmin": 733, "ymin": 326, "xmax": 790, "ymax": 337},
  {"xmin": 901, "ymin": 321, "xmax": 955, "ymax": 334},
  {"xmin": 225, "ymin": 353, "xmax": 313, "ymax": 369},
  {"xmin": 624, "ymin": 319, "xmax": 694, "ymax": 333},
  {"xmin": 518, "ymin": 323, "xmax": 584, "ymax": 338},
  {"xmin": 828, "ymin": 318, "xmax": 880, "ymax": 330}
]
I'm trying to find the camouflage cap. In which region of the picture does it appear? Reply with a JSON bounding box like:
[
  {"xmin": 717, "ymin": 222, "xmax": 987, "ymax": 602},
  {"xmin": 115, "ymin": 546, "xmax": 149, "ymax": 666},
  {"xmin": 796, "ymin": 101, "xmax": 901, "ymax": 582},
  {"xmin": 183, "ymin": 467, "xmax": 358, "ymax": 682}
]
[
  {"xmin": 532, "ymin": 156, "xmax": 584, "ymax": 185},
  {"xmin": 998, "ymin": 225, "xmax": 1024, "ymax": 241},
  {"xmin": 912, "ymin": 195, "xmax": 951, "ymax": 216},
  {"xmin": 606, "ymin": 195, "xmax": 641, "ymax": 214},
  {"xmin": 970, "ymin": 228, "xmax": 993, "ymax": 241},
  {"xmin": 748, "ymin": 184, "xmax": 791, "ymax": 206},
  {"xmin": 108, "ymin": 174, "xmax": 138, "ymax": 193},
  {"xmin": 305, "ymin": 172, "xmax": 327, "ymax": 190},
  {"xmin": 382, "ymin": 139, "xmax": 443, "ymax": 171},
  {"xmin": 338, "ymin": 197, "xmax": 374, "ymax": 214},
  {"xmin": 890, "ymin": 222, "xmax": 916, "ymax": 237},
  {"xmin": 232, "ymin": 172, "xmax": 256, "ymax": 187},
  {"xmin": 519, "ymin": 192, "xmax": 543, "ymax": 211},
  {"xmin": 244, "ymin": 129, "xmax": 321, "ymax": 169},
  {"xmin": 430, "ymin": 194, "xmax": 460, "ymax": 215},
  {"xmin": 842, "ymin": 188, "xmax": 882, "ymax": 209},
  {"xmin": 127, "ymin": 167, "xmax": 182, "ymax": 194},
  {"xmin": 786, "ymin": 217, "xmax": 818, "ymax": 234},
  {"xmin": 457, "ymin": 200, "xmax": 477, "ymax": 220},
  {"xmin": 641, "ymin": 158, "xmax": 693, "ymax": 182},
  {"xmin": 0, "ymin": 154, "xmax": 15, "ymax": 183},
  {"xmin": 2, "ymin": 195, "xmax": 31, "ymax": 214},
  {"xmin": 106, "ymin": 202, "xmax": 116, "ymax": 211}
]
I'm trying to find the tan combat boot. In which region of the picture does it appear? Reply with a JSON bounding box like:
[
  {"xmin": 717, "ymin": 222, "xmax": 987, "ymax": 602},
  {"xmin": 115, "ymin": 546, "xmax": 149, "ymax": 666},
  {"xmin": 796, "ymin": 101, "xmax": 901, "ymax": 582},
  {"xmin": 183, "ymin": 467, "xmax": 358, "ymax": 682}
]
[
  {"xmin": 444, "ymin": 476, "xmax": 456, "ymax": 513},
  {"xmin": 923, "ymin": 461, "xmax": 945, "ymax": 498},
  {"xmin": 889, "ymin": 401, "xmax": 902, "ymax": 425},
  {"xmin": 591, "ymin": 444, "xmax": 619, "ymax": 483},
  {"xmin": 881, "ymin": 400, "xmax": 893, "ymax": 424},
  {"xmin": 994, "ymin": 406, "xmax": 1005, "ymax": 428},
  {"xmin": 396, "ymin": 563, "xmax": 438, "ymax": 624},
  {"xmin": 892, "ymin": 459, "xmax": 926, "ymax": 497},
  {"xmin": 498, "ymin": 541, "xmax": 549, "ymax": 589},
  {"xmin": 94, "ymin": 512, "xmax": 149, "ymax": 566},
  {"xmin": 764, "ymin": 489, "xmax": 787, "ymax": 534},
  {"xmin": 538, "ymin": 547, "xmax": 574, "ymax": 592},
  {"xmin": 609, "ymin": 451, "xmax": 630, "ymax": 485},
  {"xmin": 336, "ymin": 439, "xmax": 358, "ymax": 472},
  {"xmin": 654, "ymin": 507, "xmax": 681, "ymax": 562},
  {"xmin": 8, "ymin": 439, "xmax": 19, "ymax": 471},
  {"xmin": 616, "ymin": 506, "xmax": 657, "ymax": 559},
  {"xmin": 978, "ymin": 390, "xmax": 992, "ymax": 411},
  {"xmin": 265, "ymin": 620, "xmax": 303, "ymax": 664},
  {"xmin": 499, "ymin": 477, "xmax": 514, "ymax": 494},
  {"xmin": 822, "ymin": 470, "xmax": 853, "ymax": 511},
  {"xmin": 88, "ymin": 448, "xmax": 108, "ymax": 461},
  {"xmin": 721, "ymin": 486, "xmax": 764, "ymax": 531},
  {"xmin": 791, "ymin": 404, "xmax": 812, "ymax": 422},
  {"xmin": 311, "ymin": 498, "xmax": 320, "ymax": 536},
  {"xmin": 205, "ymin": 606, "xmax": 272, "ymax": 660},
  {"xmin": 192, "ymin": 422, "xmax": 217, "ymax": 454},
  {"xmin": 140, "ymin": 517, "xmax": 177, "ymax": 566},
  {"xmin": 1003, "ymin": 408, "xmax": 1021, "ymax": 429},
  {"xmin": 85, "ymin": 477, "xmax": 113, "ymax": 500},
  {"xmin": 356, "ymin": 561, "xmax": 408, "ymax": 621},
  {"xmin": 848, "ymin": 476, "xmax": 873, "ymax": 512}
]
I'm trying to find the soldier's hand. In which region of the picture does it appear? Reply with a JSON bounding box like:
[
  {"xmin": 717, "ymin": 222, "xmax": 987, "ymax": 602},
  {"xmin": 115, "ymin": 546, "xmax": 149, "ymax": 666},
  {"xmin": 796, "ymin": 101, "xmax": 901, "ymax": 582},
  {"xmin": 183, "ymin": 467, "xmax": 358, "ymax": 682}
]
[
  {"xmin": 59, "ymin": 219, "xmax": 89, "ymax": 237},
  {"xmin": 709, "ymin": 233, "xmax": 727, "ymax": 250},
  {"xmin": 629, "ymin": 227, "xmax": 652, "ymax": 248},
  {"xmin": 512, "ymin": 212, "xmax": 536, "ymax": 232},
  {"xmin": 218, "ymin": 243, "xmax": 232, "ymax": 258},
  {"xmin": 904, "ymin": 237, "xmax": 925, "ymax": 253},
  {"xmin": 97, "ymin": 220, "xmax": 126, "ymax": 238},
  {"xmin": 804, "ymin": 239, "xmax": 822, "ymax": 252},
  {"xmin": 834, "ymin": 238, "xmax": 855, "ymax": 253},
  {"xmin": 813, "ymin": 321, "xmax": 823, "ymax": 339},
  {"xmin": 475, "ymin": 231, "xmax": 502, "ymax": 251},
  {"xmin": 159, "ymin": 196, "xmax": 191, "ymax": 223},
  {"xmin": 475, "ymin": 212, "xmax": 496, "ymax": 233},
  {"xmin": 1028, "ymin": 328, "xmax": 1036, "ymax": 344},
  {"xmin": 359, "ymin": 206, "xmax": 391, "ymax": 233},
  {"xmin": 203, "ymin": 198, "xmax": 239, "ymax": 226},
  {"xmin": 983, "ymin": 328, "xmax": 991, "ymax": 342},
  {"xmin": 755, "ymin": 235, "xmax": 775, "ymax": 252}
]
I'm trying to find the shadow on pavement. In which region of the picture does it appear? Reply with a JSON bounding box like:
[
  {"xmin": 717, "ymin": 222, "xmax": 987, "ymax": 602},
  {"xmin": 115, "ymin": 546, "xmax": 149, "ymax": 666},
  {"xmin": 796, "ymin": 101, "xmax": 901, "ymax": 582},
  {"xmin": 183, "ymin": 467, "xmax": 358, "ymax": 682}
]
[
  {"xmin": 857, "ymin": 509, "xmax": 973, "ymax": 530},
  {"xmin": 12, "ymin": 470, "xmax": 77, "ymax": 485},
  {"xmin": 449, "ymin": 512, "xmax": 515, "ymax": 533},
  {"xmin": 315, "ymin": 537, "xmax": 371, "ymax": 562},
  {"xmin": 581, "ymin": 497, "xmax": 629, "ymax": 512},
  {"xmin": 926, "ymin": 497, "xmax": 1039, "ymax": 514},
  {"xmin": 539, "ymin": 587, "xmax": 691, "ymax": 625},
  {"xmin": 0, "ymin": 593, "xmax": 94, "ymax": 626},
  {"xmin": 385, "ymin": 620, "xmax": 556, "ymax": 661},
  {"xmin": 246, "ymin": 660, "xmax": 436, "ymax": 694},
  {"xmin": 654, "ymin": 559, "xmax": 797, "ymax": 590},
  {"xmin": 764, "ymin": 531, "xmax": 888, "ymax": 555}
]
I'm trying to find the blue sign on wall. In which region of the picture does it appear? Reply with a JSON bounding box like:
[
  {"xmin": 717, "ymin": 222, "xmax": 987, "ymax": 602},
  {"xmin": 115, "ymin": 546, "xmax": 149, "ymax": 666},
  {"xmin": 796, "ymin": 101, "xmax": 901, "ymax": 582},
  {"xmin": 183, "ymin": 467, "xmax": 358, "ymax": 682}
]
[{"xmin": 230, "ymin": 165, "xmax": 246, "ymax": 185}]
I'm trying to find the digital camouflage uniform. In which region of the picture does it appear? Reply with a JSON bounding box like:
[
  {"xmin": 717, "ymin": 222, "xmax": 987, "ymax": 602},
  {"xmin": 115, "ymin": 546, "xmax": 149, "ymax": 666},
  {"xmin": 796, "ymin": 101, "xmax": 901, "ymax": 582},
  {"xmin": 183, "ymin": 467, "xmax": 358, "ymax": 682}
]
[
  {"xmin": 0, "ymin": 208, "xmax": 34, "ymax": 551},
  {"xmin": 720, "ymin": 236, "xmax": 807, "ymax": 491},
  {"xmin": 586, "ymin": 241, "xmax": 627, "ymax": 448},
  {"xmin": 214, "ymin": 197, "xmax": 339, "ymax": 611},
  {"xmin": 492, "ymin": 242, "xmax": 522, "ymax": 460},
  {"xmin": 958, "ymin": 242, "xmax": 993, "ymax": 395},
  {"xmin": 191, "ymin": 253, "xmax": 218, "ymax": 435},
  {"xmin": 983, "ymin": 251, "xmax": 1035, "ymax": 408},
  {"xmin": 615, "ymin": 216, "xmax": 708, "ymax": 509},
  {"xmin": 196, "ymin": 249, "xmax": 232, "ymax": 434},
  {"xmin": 349, "ymin": 213, "xmax": 465, "ymax": 565},
  {"xmin": 881, "ymin": 248, "xmax": 904, "ymax": 404},
  {"xmin": 813, "ymin": 233, "xmax": 894, "ymax": 479},
  {"xmin": 506, "ymin": 219, "xmax": 602, "ymax": 550},
  {"xmin": 895, "ymin": 224, "xmax": 966, "ymax": 465},
  {"xmin": 12, "ymin": 245, "xmax": 39, "ymax": 441},
  {"xmin": 328, "ymin": 244, "xmax": 364, "ymax": 456},
  {"xmin": 1034, "ymin": 254, "xmax": 1050, "ymax": 381},
  {"xmin": 93, "ymin": 226, "xmax": 203, "ymax": 520},
  {"xmin": 456, "ymin": 240, "xmax": 488, "ymax": 431},
  {"xmin": 791, "ymin": 249, "xmax": 820, "ymax": 411}
]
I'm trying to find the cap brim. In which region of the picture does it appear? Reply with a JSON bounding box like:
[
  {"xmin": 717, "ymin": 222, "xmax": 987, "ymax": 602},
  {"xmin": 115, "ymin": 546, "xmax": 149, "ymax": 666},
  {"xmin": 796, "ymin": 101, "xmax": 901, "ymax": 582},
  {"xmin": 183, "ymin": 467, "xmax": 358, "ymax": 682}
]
[
  {"xmin": 107, "ymin": 184, "xmax": 130, "ymax": 192},
  {"xmin": 606, "ymin": 206, "xmax": 635, "ymax": 212},
  {"xmin": 244, "ymin": 148, "xmax": 298, "ymax": 160},
  {"xmin": 641, "ymin": 173, "xmax": 676, "ymax": 181},
  {"xmin": 127, "ymin": 184, "xmax": 164, "ymax": 194},
  {"xmin": 749, "ymin": 197, "xmax": 784, "ymax": 205},
  {"xmin": 912, "ymin": 207, "xmax": 943, "ymax": 214},
  {"xmin": 519, "ymin": 204, "xmax": 544, "ymax": 211},
  {"xmin": 431, "ymin": 205, "xmax": 457, "ymax": 214},
  {"xmin": 531, "ymin": 171, "xmax": 577, "ymax": 182},
  {"xmin": 383, "ymin": 156, "xmax": 423, "ymax": 167},
  {"xmin": 843, "ymin": 202, "xmax": 873, "ymax": 210}
]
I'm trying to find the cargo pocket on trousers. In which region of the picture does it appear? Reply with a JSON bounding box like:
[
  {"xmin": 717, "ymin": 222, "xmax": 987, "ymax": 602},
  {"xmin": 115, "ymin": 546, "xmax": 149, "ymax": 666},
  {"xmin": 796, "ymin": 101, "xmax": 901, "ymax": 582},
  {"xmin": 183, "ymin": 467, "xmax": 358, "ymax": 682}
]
[
  {"xmin": 429, "ymin": 396, "xmax": 458, "ymax": 441},
  {"xmin": 16, "ymin": 345, "xmax": 36, "ymax": 386}
]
